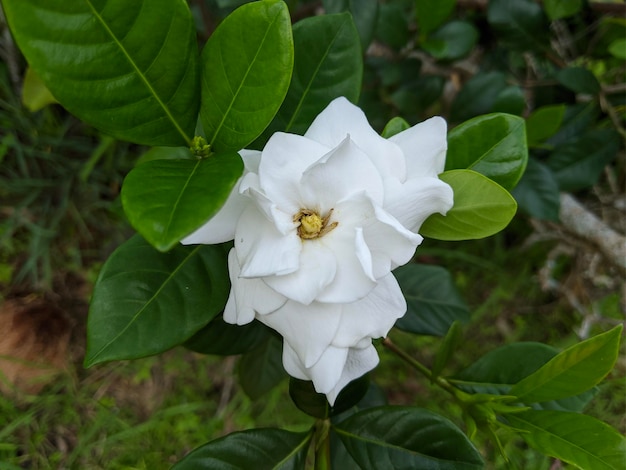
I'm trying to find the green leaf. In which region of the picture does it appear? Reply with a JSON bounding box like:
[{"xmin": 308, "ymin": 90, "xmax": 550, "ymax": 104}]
[
  {"xmin": 394, "ymin": 264, "xmax": 469, "ymax": 336},
  {"xmin": 382, "ymin": 117, "xmax": 410, "ymax": 138},
  {"xmin": 422, "ymin": 21, "xmax": 478, "ymax": 61},
  {"xmin": 420, "ymin": 170, "xmax": 518, "ymax": 241},
  {"xmin": 135, "ymin": 146, "xmax": 193, "ymax": 166},
  {"xmin": 323, "ymin": 0, "xmax": 379, "ymax": 51},
  {"xmin": 526, "ymin": 104, "xmax": 566, "ymax": 145},
  {"xmin": 487, "ymin": 0, "xmax": 550, "ymax": 52},
  {"xmin": 547, "ymin": 129, "xmax": 620, "ymax": 191},
  {"xmin": 172, "ymin": 428, "xmax": 313, "ymax": 470},
  {"xmin": 21, "ymin": 67, "xmax": 57, "ymax": 112},
  {"xmin": 3, "ymin": 0, "xmax": 199, "ymax": 146},
  {"xmin": 200, "ymin": 0, "xmax": 293, "ymax": 152},
  {"xmin": 452, "ymin": 342, "xmax": 597, "ymax": 412},
  {"xmin": 184, "ymin": 317, "xmax": 273, "ymax": 356},
  {"xmin": 334, "ymin": 406, "xmax": 484, "ymax": 469},
  {"xmin": 512, "ymin": 158, "xmax": 561, "ymax": 222},
  {"xmin": 608, "ymin": 38, "xmax": 626, "ymax": 59},
  {"xmin": 84, "ymin": 236, "xmax": 230, "ymax": 367},
  {"xmin": 547, "ymin": 103, "xmax": 599, "ymax": 147},
  {"xmin": 446, "ymin": 113, "xmax": 528, "ymax": 190},
  {"xmin": 544, "ymin": 0, "xmax": 583, "ymax": 21},
  {"xmin": 506, "ymin": 410, "xmax": 626, "ymax": 470},
  {"xmin": 289, "ymin": 375, "xmax": 370, "ymax": 419},
  {"xmin": 556, "ymin": 67, "xmax": 601, "ymax": 95},
  {"xmin": 450, "ymin": 72, "xmax": 507, "ymax": 122},
  {"xmin": 121, "ymin": 152, "xmax": 243, "ymax": 252},
  {"xmin": 492, "ymin": 86, "xmax": 525, "ymax": 116},
  {"xmin": 431, "ymin": 321, "xmax": 463, "ymax": 382},
  {"xmin": 416, "ymin": 0, "xmax": 456, "ymax": 37},
  {"xmin": 376, "ymin": 3, "xmax": 411, "ymax": 49},
  {"xmin": 509, "ymin": 325, "xmax": 623, "ymax": 404},
  {"xmin": 239, "ymin": 335, "xmax": 287, "ymax": 399},
  {"xmin": 257, "ymin": 12, "xmax": 362, "ymax": 144}
]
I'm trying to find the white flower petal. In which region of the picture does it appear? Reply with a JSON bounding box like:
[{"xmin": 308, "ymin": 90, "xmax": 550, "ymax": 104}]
[
  {"xmin": 332, "ymin": 273, "xmax": 406, "ymax": 348},
  {"xmin": 236, "ymin": 206, "xmax": 301, "ymax": 278},
  {"xmin": 223, "ymin": 249, "xmax": 287, "ymax": 325},
  {"xmin": 307, "ymin": 345, "xmax": 349, "ymax": 396},
  {"xmin": 390, "ymin": 116, "xmax": 447, "ymax": 178},
  {"xmin": 325, "ymin": 345, "xmax": 379, "ymax": 406},
  {"xmin": 304, "ymin": 97, "xmax": 407, "ymax": 181},
  {"xmin": 264, "ymin": 242, "xmax": 337, "ymax": 305},
  {"xmin": 384, "ymin": 176, "xmax": 454, "ymax": 233},
  {"xmin": 300, "ymin": 136, "xmax": 384, "ymax": 209},
  {"xmin": 258, "ymin": 132, "xmax": 330, "ymax": 214},
  {"xmin": 282, "ymin": 341, "xmax": 309, "ymax": 381},
  {"xmin": 260, "ymin": 300, "xmax": 342, "ymax": 368}
]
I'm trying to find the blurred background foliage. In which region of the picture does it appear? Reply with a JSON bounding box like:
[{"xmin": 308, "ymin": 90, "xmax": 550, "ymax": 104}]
[{"xmin": 0, "ymin": 0, "xmax": 624, "ymax": 468}]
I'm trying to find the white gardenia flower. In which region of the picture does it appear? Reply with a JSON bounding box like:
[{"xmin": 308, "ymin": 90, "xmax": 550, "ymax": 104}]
[{"xmin": 183, "ymin": 97, "xmax": 453, "ymax": 404}]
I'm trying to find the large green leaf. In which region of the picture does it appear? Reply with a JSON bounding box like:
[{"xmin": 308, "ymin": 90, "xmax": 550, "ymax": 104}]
[
  {"xmin": 420, "ymin": 170, "xmax": 517, "ymax": 241},
  {"xmin": 509, "ymin": 326, "xmax": 622, "ymax": 404},
  {"xmin": 3, "ymin": 0, "xmax": 199, "ymax": 146},
  {"xmin": 172, "ymin": 428, "xmax": 313, "ymax": 470},
  {"xmin": 334, "ymin": 406, "xmax": 484, "ymax": 469},
  {"xmin": 547, "ymin": 129, "xmax": 620, "ymax": 191},
  {"xmin": 184, "ymin": 317, "xmax": 273, "ymax": 356},
  {"xmin": 323, "ymin": 0, "xmax": 378, "ymax": 51},
  {"xmin": 85, "ymin": 236, "xmax": 230, "ymax": 367},
  {"xmin": 507, "ymin": 410, "xmax": 626, "ymax": 470},
  {"xmin": 121, "ymin": 152, "xmax": 243, "ymax": 252},
  {"xmin": 452, "ymin": 342, "xmax": 597, "ymax": 412},
  {"xmin": 238, "ymin": 335, "xmax": 287, "ymax": 399},
  {"xmin": 487, "ymin": 0, "xmax": 550, "ymax": 52},
  {"xmin": 446, "ymin": 113, "xmax": 528, "ymax": 190},
  {"xmin": 512, "ymin": 158, "xmax": 560, "ymax": 221},
  {"xmin": 200, "ymin": 0, "xmax": 293, "ymax": 152},
  {"xmin": 394, "ymin": 264, "xmax": 469, "ymax": 336},
  {"xmin": 526, "ymin": 105, "xmax": 566, "ymax": 145},
  {"xmin": 258, "ymin": 12, "xmax": 362, "ymax": 143},
  {"xmin": 556, "ymin": 67, "xmax": 601, "ymax": 95}
]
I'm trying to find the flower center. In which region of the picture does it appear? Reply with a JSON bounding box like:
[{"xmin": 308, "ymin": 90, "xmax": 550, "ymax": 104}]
[{"xmin": 294, "ymin": 209, "xmax": 338, "ymax": 240}]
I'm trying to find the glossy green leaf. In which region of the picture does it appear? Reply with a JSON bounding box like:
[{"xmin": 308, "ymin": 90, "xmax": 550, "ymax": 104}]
[
  {"xmin": 3, "ymin": 0, "xmax": 199, "ymax": 146},
  {"xmin": 431, "ymin": 321, "xmax": 463, "ymax": 382},
  {"xmin": 334, "ymin": 406, "xmax": 483, "ymax": 469},
  {"xmin": 556, "ymin": 67, "xmax": 601, "ymax": 95},
  {"xmin": 487, "ymin": 0, "xmax": 549, "ymax": 52},
  {"xmin": 547, "ymin": 129, "xmax": 620, "ymax": 191},
  {"xmin": 509, "ymin": 325, "xmax": 622, "ymax": 404},
  {"xmin": 506, "ymin": 410, "xmax": 626, "ymax": 470},
  {"xmin": 544, "ymin": 0, "xmax": 583, "ymax": 20},
  {"xmin": 446, "ymin": 113, "xmax": 528, "ymax": 190},
  {"xmin": 420, "ymin": 170, "xmax": 518, "ymax": 241},
  {"xmin": 239, "ymin": 335, "xmax": 287, "ymax": 399},
  {"xmin": 416, "ymin": 0, "xmax": 456, "ymax": 37},
  {"xmin": 452, "ymin": 342, "xmax": 597, "ymax": 412},
  {"xmin": 257, "ymin": 12, "xmax": 362, "ymax": 144},
  {"xmin": 382, "ymin": 117, "xmax": 410, "ymax": 138},
  {"xmin": 493, "ymin": 86, "xmax": 525, "ymax": 116},
  {"xmin": 200, "ymin": 0, "xmax": 293, "ymax": 152},
  {"xmin": 323, "ymin": 0, "xmax": 379, "ymax": 51},
  {"xmin": 21, "ymin": 67, "xmax": 57, "ymax": 112},
  {"xmin": 172, "ymin": 428, "xmax": 312, "ymax": 470},
  {"xmin": 289, "ymin": 375, "xmax": 370, "ymax": 419},
  {"xmin": 394, "ymin": 264, "xmax": 469, "ymax": 336},
  {"xmin": 135, "ymin": 146, "xmax": 193, "ymax": 166},
  {"xmin": 85, "ymin": 236, "xmax": 230, "ymax": 367},
  {"xmin": 184, "ymin": 317, "xmax": 273, "ymax": 356},
  {"xmin": 450, "ymin": 72, "xmax": 507, "ymax": 122},
  {"xmin": 526, "ymin": 105, "xmax": 566, "ymax": 145},
  {"xmin": 121, "ymin": 152, "xmax": 243, "ymax": 252},
  {"xmin": 422, "ymin": 21, "xmax": 478, "ymax": 61},
  {"xmin": 512, "ymin": 158, "xmax": 561, "ymax": 221}
]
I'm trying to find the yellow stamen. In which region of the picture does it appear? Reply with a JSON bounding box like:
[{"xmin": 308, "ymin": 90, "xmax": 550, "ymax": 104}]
[{"xmin": 294, "ymin": 209, "xmax": 338, "ymax": 240}]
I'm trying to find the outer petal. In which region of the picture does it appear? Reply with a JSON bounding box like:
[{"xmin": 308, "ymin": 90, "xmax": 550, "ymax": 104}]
[
  {"xmin": 264, "ymin": 241, "xmax": 337, "ymax": 305},
  {"xmin": 223, "ymin": 249, "xmax": 287, "ymax": 325},
  {"xmin": 306, "ymin": 345, "xmax": 349, "ymax": 395},
  {"xmin": 304, "ymin": 97, "xmax": 407, "ymax": 182},
  {"xmin": 383, "ymin": 176, "xmax": 454, "ymax": 233},
  {"xmin": 300, "ymin": 136, "xmax": 384, "ymax": 210},
  {"xmin": 259, "ymin": 300, "xmax": 342, "ymax": 368},
  {"xmin": 181, "ymin": 150, "xmax": 260, "ymax": 245},
  {"xmin": 236, "ymin": 206, "xmax": 301, "ymax": 278},
  {"xmin": 332, "ymin": 273, "xmax": 406, "ymax": 348},
  {"xmin": 258, "ymin": 133, "xmax": 330, "ymax": 214},
  {"xmin": 325, "ymin": 345, "xmax": 379, "ymax": 406},
  {"xmin": 390, "ymin": 116, "xmax": 447, "ymax": 178}
]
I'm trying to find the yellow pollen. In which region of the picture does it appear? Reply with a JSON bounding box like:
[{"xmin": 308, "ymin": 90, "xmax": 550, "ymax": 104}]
[{"xmin": 294, "ymin": 209, "xmax": 338, "ymax": 240}]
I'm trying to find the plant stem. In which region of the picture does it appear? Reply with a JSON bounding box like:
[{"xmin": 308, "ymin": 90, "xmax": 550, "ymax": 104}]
[{"xmin": 314, "ymin": 419, "xmax": 331, "ymax": 470}]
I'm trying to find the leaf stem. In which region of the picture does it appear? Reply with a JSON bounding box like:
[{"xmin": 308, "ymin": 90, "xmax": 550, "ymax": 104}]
[{"xmin": 313, "ymin": 418, "xmax": 331, "ymax": 470}]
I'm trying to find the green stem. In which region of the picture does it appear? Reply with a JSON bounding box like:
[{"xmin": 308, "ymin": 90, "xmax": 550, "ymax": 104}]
[{"xmin": 314, "ymin": 419, "xmax": 331, "ymax": 470}]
